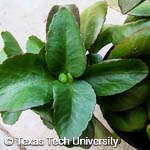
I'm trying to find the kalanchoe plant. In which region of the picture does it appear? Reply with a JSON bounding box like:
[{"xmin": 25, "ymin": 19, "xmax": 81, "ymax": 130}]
[{"xmin": 0, "ymin": 1, "xmax": 150, "ymax": 149}]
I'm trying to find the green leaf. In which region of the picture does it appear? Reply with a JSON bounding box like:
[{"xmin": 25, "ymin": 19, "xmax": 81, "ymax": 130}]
[
  {"xmin": 112, "ymin": 19, "xmax": 150, "ymax": 46},
  {"xmin": 124, "ymin": 15, "xmax": 148, "ymax": 24},
  {"xmin": 0, "ymin": 48, "xmax": 21, "ymax": 125},
  {"xmin": 46, "ymin": 5, "xmax": 60, "ymax": 34},
  {"xmin": 41, "ymin": 117, "xmax": 54, "ymax": 129},
  {"xmin": 53, "ymin": 80, "xmax": 96, "ymax": 141},
  {"xmin": 33, "ymin": 104, "xmax": 54, "ymax": 129},
  {"xmin": 1, "ymin": 111, "xmax": 21, "ymax": 125},
  {"xmin": 46, "ymin": 8, "xmax": 86, "ymax": 78},
  {"xmin": 129, "ymin": 1, "xmax": 150, "ymax": 17},
  {"xmin": 78, "ymin": 121, "xmax": 94, "ymax": 149},
  {"xmin": 99, "ymin": 80, "xmax": 150, "ymax": 111},
  {"xmin": 65, "ymin": 4, "xmax": 80, "ymax": 27},
  {"xmin": 108, "ymin": 27, "xmax": 150, "ymax": 59},
  {"xmin": 104, "ymin": 107, "xmax": 147, "ymax": 132},
  {"xmin": 84, "ymin": 59, "xmax": 148, "ymax": 96},
  {"xmin": 119, "ymin": 0, "xmax": 144, "ymax": 14},
  {"xmin": 32, "ymin": 103, "xmax": 53, "ymax": 124},
  {"xmin": 66, "ymin": 121, "xmax": 94, "ymax": 149},
  {"xmin": 80, "ymin": 1, "xmax": 107, "ymax": 50},
  {"xmin": 105, "ymin": 0, "xmax": 150, "ymax": 16},
  {"xmin": 1, "ymin": 31, "xmax": 23, "ymax": 57},
  {"xmin": 46, "ymin": 4, "xmax": 80, "ymax": 35},
  {"xmin": 87, "ymin": 53, "xmax": 103, "ymax": 65},
  {"xmin": 0, "ymin": 49, "xmax": 7, "ymax": 64},
  {"xmin": 92, "ymin": 116, "xmax": 114, "ymax": 139},
  {"xmin": 90, "ymin": 24, "xmax": 117, "ymax": 53},
  {"xmin": 0, "ymin": 54, "xmax": 54, "ymax": 112},
  {"xmin": 26, "ymin": 36, "xmax": 45, "ymax": 54}
]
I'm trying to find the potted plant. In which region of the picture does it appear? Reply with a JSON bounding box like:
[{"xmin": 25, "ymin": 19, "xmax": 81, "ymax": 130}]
[{"xmin": 0, "ymin": 0, "xmax": 149, "ymax": 149}]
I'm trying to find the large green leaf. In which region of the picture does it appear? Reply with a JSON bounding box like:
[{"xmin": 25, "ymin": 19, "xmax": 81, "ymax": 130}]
[
  {"xmin": 80, "ymin": 1, "xmax": 107, "ymax": 50},
  {"xmin": 112, "ymin": 19, "xmax": 150, "ymax": 46},
  {"xmin": 0, "ymin": 54, "xmax": 54, "ymax": 112},
  {"xmin": 46, "ymin": 8, "xmax": 86, "ymax": 78},
  {"xmin": 0, "ymin": 49, "xmax": 7, "ymax": 64},
  {"xmin": 119, "ymin": 0, "xmax": 144, "ymax": 14},
  {"xmin": 129, "ymin": 0, "xmax": 150, "ymax": 17},
  {"xmin": 99, "ymin": 80, "xmax": 150, "ymax": 111},
  {"xmin": 108, "ymin": 27, "xmax": 150, "ymax": 59},
  {"xmin": 53, "ymin": 80, "xmax": 96, "ymax": 140},
  {"xmin": 1, "ymin": 31, "xmax": 23, "ymax": 57},
  {"xmin": 90, "ymin": 24, "xmax": 117, "ymax": 53},
  {"xmin": 46, "ymin": 4, "xmax": 80, "ymax": 35},
  {"xmin": 0, "ymin": 48, "xmax": 21, "ymax": 125},
  {"xmin": 32, "ymin": 103, "xmax": 53, "ymax": 124},
  {"xmin": 1, "ymin": 111, "xmax": 21, "ymax": 125},
  {"xmin": 84, "ymin": 59, "xmax": 148, "ymax": 96},
  {"xmin": 104, "ymin": 107, "xmax": 147, "ymax": 132},
  {"xmin": 26, "ymin": 36, "xmax": 45, "ymax": 54}
]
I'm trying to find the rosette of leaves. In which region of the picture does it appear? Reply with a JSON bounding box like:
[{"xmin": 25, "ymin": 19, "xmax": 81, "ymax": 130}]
[
  {"xmin": 87, "ymin": 0, "xmax": 150, "ymax": 145},
  {"xmin": 0, "ymin": 1, "xmax": 149, "ymax": 148}
]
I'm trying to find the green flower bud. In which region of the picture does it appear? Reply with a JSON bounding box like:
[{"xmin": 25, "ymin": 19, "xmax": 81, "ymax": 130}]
[
  {"xmin": 67, "ymin": 73, "xmax": 73, "ymax": 84},
  {"xmin": 58, "ymin": 73, "xmax": 67, "ymax": 83}
]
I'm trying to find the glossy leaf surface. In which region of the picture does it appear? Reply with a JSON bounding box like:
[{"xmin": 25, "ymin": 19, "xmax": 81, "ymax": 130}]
[
  {"xmin": 53, "ymin": 80, "xmax": 96, "ymax": 140},
  {"xmin": 112, "ymin": 19, "xmax": 150, "ymax": 46},
  {"xmin": 80, "ymin": 1, "xmax": 107, "ymax": 50},
  {"xmin": 129, "ymin": 1, "xmax": 150, "ymax": 16},
  {"xmin": 109, "ymin": 27, "xmax": 150, "ymax": 59},
  {"xmin": 119, "ymin": 0, "xmax": 144, "ymax": 14},
  {"xmin": 0, "ymin": 54, "xmax": 54, "ymax": 112},
  {"xmin": 46, "ymin": 8, "xmax": 86, "ymax": 77},
  {"xmin": 84, "ymin": 59, "xmax": 148, "ymax": 96},
  {"xmin": 99, "ymin": 80, "xmax": 150, "ymax": 111}
]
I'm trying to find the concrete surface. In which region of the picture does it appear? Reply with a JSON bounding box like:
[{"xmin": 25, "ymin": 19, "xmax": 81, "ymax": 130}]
[{"xmin": 0, "ymin": 0, "xmax": 136, "ymax": 150}]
